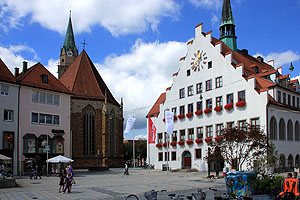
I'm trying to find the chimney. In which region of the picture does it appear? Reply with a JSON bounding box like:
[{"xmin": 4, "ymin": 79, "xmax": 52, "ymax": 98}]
[
  {"xmin": 257, "ymin": 56, "xmax": 264, "ymax": 63},
  {"xmin": 23, "ymin": 61, "xmax": 28, "ymax": 73},
  {"xmin": 14, "ymin": 67, "xmax": 19, "ymax": 77},
  {"xmin": 241, "ymin": 49, "xmax": 248, "ymax": 55}
]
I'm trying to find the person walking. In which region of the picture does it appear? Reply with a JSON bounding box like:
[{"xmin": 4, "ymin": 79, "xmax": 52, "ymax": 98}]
[
  {"xmin": 58, "ymin": 169, "xmax": 66, "ymax": 193},
  {"xmin": 63, "ymin": 172, "xmax": 72, "ymax": 193},
  {"xmin": 124, "ymin": 163, "xmax": 129, "ymax": 175}
]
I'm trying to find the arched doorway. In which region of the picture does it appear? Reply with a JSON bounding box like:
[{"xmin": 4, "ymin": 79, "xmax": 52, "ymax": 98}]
[
  {"xmin": 295, "ymin": 155, "xmax": 300, "ymax": 168},
  {"xmin": 288, "ymin": 154, "xmax": 294, "ymax": 170},
  {"xmin": 279, "ymin": 154, "xmax": 286, "ymax": 170},
  {"xmin": 182, "ymin": 151, "xmax": 191, "ymax": 169}
]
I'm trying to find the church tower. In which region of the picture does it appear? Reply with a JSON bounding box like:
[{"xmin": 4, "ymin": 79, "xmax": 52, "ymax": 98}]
[
  {"xmin": 58, "ymin": 12, "xmax": 78, "ymax": 79},
  {"xmin": 219, "ymin": 0, "xmax": 237, "ymax": 52}
]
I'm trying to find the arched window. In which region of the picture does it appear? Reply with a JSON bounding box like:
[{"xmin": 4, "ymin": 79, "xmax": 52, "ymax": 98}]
[
  {"xmin": 295, "ymin": 121, "xmax": 300, "ymax": 141},
  {"xmin": 83, "ymin": 106, "xmax": 95, "ymax": 155},
  {"xmin": 270, "ymin": 117, "xmax": 277, "ymax": 140},
  {"xmin": 109, "ymin": 110, "xmax": 115, "ymax": 157},
  {"xmin": 279, "ymin": 154, "xmax": 286, "ymax": 169},
  {"xmin": 295, "ymin": 155, "xmax": 300, "ymax": 168},
  {"xmin": 288, "ymin": 154, "xmax": 294, "ymax": 170},
  {"xmin": 279, "ymin": 118, "xmax": 286, "ymax": 140},
  {"xmin": 287, "ymin": 120, "xmax": 293, "ymax": 141}
]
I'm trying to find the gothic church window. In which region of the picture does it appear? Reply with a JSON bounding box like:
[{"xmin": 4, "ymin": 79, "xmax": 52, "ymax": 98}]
[
  {"xmin": 83, "ymin": 106, "xmax": 95, "ymax": 155},
  {"xmin": 109, "ymin": 110, "xmax": 115, "ymax": 157}
]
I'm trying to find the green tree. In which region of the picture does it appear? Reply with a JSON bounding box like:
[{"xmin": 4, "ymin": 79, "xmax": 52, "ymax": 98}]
[{"xmin": 205, "ymin": 124, "xmax": 268, "ymax": 171}]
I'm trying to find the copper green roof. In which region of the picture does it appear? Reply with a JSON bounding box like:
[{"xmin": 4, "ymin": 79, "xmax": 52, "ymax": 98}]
[
  {"xmin": 62, "ymin": 13, "xmax": 76, "ymax": 54},
  {"xmin": 220, "ymin": 0, "xmax": 235, "ymax": 27}
]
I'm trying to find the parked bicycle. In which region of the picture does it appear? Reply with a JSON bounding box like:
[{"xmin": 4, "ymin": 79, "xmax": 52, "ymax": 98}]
[{"xmin": 124, "ymin": 189, "xmax": 184, "ymax": 200}]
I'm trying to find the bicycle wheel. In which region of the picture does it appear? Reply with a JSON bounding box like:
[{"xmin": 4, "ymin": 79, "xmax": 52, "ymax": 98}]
[{"xmin": 124, "ymin": 194, "xmax": 139, "ymax": 200}]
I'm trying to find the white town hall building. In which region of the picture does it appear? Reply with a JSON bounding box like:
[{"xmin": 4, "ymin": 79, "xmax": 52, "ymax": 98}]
[{"xmin": 147, "ymin": 0, "xmax": 300, "ymax": 172}]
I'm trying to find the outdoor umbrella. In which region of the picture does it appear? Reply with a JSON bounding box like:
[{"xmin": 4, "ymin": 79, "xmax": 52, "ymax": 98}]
[
  {"xmin": 0, "ymin": 154, "xmax": 12, "ymax": 160},
  {"xmin": 46, "ymin": 155, "xmax": 73, "ymax": 163}
]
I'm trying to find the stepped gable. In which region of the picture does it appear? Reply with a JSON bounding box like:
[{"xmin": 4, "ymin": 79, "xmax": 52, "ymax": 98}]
[
  {"xmin": 147, "ymin": 92, "xmax": 166, "ymax": 117},
  {"xmin": 16, "ymin": 62, "xmax": 71, "ymax": 94},
  {"xmin": 59, "ymin": 50, "xmax": 119, "ymax": 106},
  {"xmin": 0, "ymin": 58, "xmax": 16, "ymax": 83}
]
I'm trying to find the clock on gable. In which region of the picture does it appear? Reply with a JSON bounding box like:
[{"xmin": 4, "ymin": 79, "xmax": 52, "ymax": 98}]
[
  {"xmin": 67, "ymin": 51, "xmax": 73, "ymax": 57},
  {"xmin": 190, "ymin": 50, "xmax": 208, "ymax": 71}
]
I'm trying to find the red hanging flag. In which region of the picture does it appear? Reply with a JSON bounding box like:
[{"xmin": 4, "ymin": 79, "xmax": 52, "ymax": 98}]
[{"xmin": 148, "ymin": 116, "xmax": 156, "ymax": 144}]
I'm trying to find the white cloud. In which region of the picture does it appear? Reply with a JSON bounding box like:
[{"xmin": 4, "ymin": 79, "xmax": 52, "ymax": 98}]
[
  {"xmin": 134, "ymin": 134, "xmax": 147, "ymax": 140},
  {"xmin": 0, "ymin": 45, "xmax": 38, "ymax": 71},
  {"xmin": 254, "ymin": 50, "xmax": 300, "ymax": 68},
  {"xmin": 0, "ymin": 0, "xmax": 180, "ymax": 36},
  {"xmin": 188, "ymin": 0, "xmax": 222, "ymax": 10},
  {"xmin": 96, "ymin": 39, "xmax": 186, "ymax": 129}
]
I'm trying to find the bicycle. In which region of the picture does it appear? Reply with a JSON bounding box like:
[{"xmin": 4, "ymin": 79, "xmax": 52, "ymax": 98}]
[{"xmin": 124, "ymin": 189, "xmax": 184, "ymax": 200}]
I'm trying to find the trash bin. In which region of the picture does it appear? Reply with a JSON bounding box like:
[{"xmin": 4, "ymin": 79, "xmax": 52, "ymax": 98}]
[{"xmin": 225, "ymin": 171, "xmax": 257, "ymax": 198}]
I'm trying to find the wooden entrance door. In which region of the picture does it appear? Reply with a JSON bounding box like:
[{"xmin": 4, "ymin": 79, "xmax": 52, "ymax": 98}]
[{"xmin": 182, "ymin": 151, "xmax": 191, "ymax": 169}]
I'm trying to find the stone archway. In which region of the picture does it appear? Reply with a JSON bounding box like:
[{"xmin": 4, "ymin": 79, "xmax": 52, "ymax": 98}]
[{"xmin": 182, "ymin": 151, "xmax": 191, "ymax": 169}]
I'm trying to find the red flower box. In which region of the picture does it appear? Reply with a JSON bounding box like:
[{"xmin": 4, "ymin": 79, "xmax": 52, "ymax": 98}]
[
  {"xmin": 214, "ymin": 136, "xmax": 223, "ymax": 142},
  {"xmin": 170, "ymin": 141, "xmax": 177, "ymax": 146},
  {"xmin": 214, "ymin": 106, "xmax": 223, "ymax": 112},
  {"xmin": 186, "ymin": 112, "xmax": 193, "ymax": 118},
  {"xmin": 236, "ymin": 101, "xmax": 246, "ymax": 107},
  {"xmin": 163, "ymin": 142, "xmax": 168, "ymax": 147},
  {"xmin": 173, "ymin": 116, "xmax": 178, "ymax": 121},
  {"xmin": 195, "ymin": 139, "xmax": 203, "ymax": 144},
  {"xmin": 205, "ymin": 137, "xmax": 212, "ymax": 143},
  {"xmin": 195, "ymin": 110, "xmax": 203, "ymax": 115},
  {"xmin": 156, "ymin": 143, "xmax": 162, "ymax": 148},
  {"xmin": 163, "ymin": 118, "xmax": 165, "ymax": 122},
  {"xmin": 186, "ymin": 140, "xmax": 194, "ymax": 145},
  {"xmin": 204, "ymin": 108, "xmax": 212, "ymax": 114},
  {"xmin": 224, "ymin": 103, "xmax": 234, "ymax": 110},
  {"xmin": 177, "ymin": 114, "xmax": 185, "ymax": 119},
  {"xmin": 178, "ymin": 141, "xmax": 185, "ymax": 145}
]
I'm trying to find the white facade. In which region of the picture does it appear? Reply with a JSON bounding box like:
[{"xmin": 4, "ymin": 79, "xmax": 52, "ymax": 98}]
[
  {"xmin": 0, "ymin": 81, "xmax": 19, "ymax": 175},
  {"xmin": 147, "ymin": 23, "xmax": 300, "ymax": 172}
]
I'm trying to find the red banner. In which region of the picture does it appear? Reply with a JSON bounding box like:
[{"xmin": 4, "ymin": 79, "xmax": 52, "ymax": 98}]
[{"xmin": 148, "ymin": 116, "xmax": 156, "ymax": 144}]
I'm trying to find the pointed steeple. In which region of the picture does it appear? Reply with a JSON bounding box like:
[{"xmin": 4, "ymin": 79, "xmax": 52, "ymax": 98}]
[
  {"xmin": 219, "ymin": 0, "xmax": 237, "ymax": 52},
  {"xmin": 61, "ymin": 11, "xmax": 77, "ymax": 56}
]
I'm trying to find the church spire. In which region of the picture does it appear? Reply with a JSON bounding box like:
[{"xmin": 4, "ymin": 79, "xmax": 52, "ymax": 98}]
[
  {"xmin": 219, "ymin": 0, "xmax": 237, "ymax": 52},
  {"xmin": 58, "ymin": 11, "xmax": 78, "ymax": 79},
  {"xmin": 61, "ymin": 11, "xmax": 77, "ymax": 56}
]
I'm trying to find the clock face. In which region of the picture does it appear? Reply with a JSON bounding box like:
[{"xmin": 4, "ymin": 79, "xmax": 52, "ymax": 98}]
[
  {"xmin": 190, "ymin": 50, "xmax": 208, "ymax": 71},
  {"xmin": 67, "ymin": 51, "xmax": 73, "ymax": 57}
]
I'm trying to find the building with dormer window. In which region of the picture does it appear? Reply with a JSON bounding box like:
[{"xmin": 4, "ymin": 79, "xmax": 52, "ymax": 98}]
[{"xmin": 147, "ymin": 0, "xmax": 300, "ymax": 171}]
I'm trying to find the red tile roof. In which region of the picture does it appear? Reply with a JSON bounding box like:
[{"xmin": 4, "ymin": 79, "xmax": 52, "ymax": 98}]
[
  {"xmin": 255, "ymin": 76, "xmax": 276, "ymax": 93},
  {"xmin": 0, "ymin": 59, "xmax": 16, "ymax": 83},
  {"xmin": 16, "ymin": 62, "xmax": 71, "ymax": 94},
  {"xmin": 147, "ymin": 92, "xmax": 166, "ymax": 117},
  {"xmin": 290, "ymin": 79, "xmax": 298, "ymax": 84},
  {"xmin": 59, "ymin": 50, "xmax": 119, "ymax": 106},
  {"xmin": 279, "ymin": 74, "xmax": 289, "ymax": 80}
]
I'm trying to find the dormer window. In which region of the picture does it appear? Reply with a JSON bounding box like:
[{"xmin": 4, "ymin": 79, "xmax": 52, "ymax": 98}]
[
  {"xmin": 41, "ymin": 74, "xmax": 48, "ymax": 84},
  {"xmin": 252, "ymin": 66, "xmax": 258, "ymax": 74}
]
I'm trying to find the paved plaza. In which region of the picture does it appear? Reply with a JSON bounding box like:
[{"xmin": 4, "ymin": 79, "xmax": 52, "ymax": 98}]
[{"xmin": 0, "ymin": 168, "xmax": 227, "ymax": 200}]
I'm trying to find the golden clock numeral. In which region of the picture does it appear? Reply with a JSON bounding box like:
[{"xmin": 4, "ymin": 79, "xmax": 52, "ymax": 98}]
[
  {"xmin": 204, "ymin": 57, "xmax": 207, "ymax": 60},
  {"xmin": 191, "ymin": 62, "xmax": 194, "ymax": 65},
  {"xmin": 203, "ymin": 52, "xmax": 206, "ymax": 56}
]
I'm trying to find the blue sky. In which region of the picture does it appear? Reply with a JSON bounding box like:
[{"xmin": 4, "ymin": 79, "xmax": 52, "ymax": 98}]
[{"xmin": 0, "ymin": 0, "xmax": 300, "ymax": 139}]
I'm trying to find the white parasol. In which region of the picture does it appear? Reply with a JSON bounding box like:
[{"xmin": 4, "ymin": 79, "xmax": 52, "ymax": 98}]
[{"xmin": 46, "ymin": 155, "xmax": 73, "ymax": 163}]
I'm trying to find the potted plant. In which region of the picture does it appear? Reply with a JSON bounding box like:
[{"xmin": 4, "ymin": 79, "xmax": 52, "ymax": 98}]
[
  {"xmin": 170, "ymin": 141, "xmax": 177, "ymax": 146},
  {"xmin": 205, "ymin": 137, "xmax": 212, "ymax": 143},
  {"xmin": 224, "ymin": 103, "xmax": 233, "ymax": 110},
  {"xmin": 186, "ymin": 140, "xmax": 194, "ymax": 145},
  {"xmin": 186, "ymin": 112, "xmax": 193, "ymax": 118},
  {"xmin": 173, "ymin": 116, "xmax": 178, "ymax": 121},
  {"xmin": 204, "ymin": 108, "xmax": 212, "ymax": 114},
  {"xmin": 195, "ymin": 110, "xmax": 203, "ymax": 115},
  {"xmin": 156, "ymin": 143, "xmax": 162, "ymax": 148},
  {"xmin": 236, "ymin": 101, "xmax": 246, "ymax": 107},
  {"xmin": 177, "ymin": 114, "xmax": 185, "ymax": 119},
  {"xmin": 214, "ymin": 106, "xmax": 223, "ymax": 112},
  {"xmin": 162, "ymin": 142, "xmax": 168, "ymax": 147},
  {"xmin": 195, "ymin": 139, "xmax": 203, "ymax": 144},
  {"xmin": 178, "ymin": 140, "xmax": 185, "ymax": 145},
  {"xmin": 214, "ymin": 136, "xmax": 223, "ymax": 142}
]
